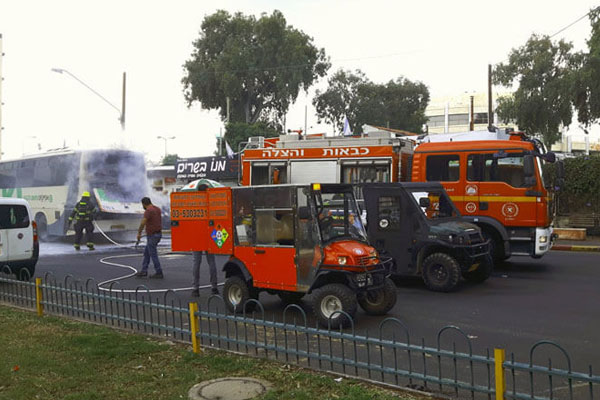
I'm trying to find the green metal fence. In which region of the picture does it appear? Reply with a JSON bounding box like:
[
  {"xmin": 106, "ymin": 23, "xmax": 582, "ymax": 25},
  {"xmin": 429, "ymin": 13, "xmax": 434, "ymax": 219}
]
[{"xmin": 1, "ymin": 268, "xmax": 598, "ymax": 400}]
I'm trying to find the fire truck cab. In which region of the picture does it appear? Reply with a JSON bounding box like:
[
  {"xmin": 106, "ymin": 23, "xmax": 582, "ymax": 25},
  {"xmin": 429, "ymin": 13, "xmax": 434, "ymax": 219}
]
[
  {"xmin": 412, "ymin": 131, "xmax": 557, "ymax": 261},
  {"xmin": 170, "ymin": 183, "xmax": 397, "ymax": 327}
]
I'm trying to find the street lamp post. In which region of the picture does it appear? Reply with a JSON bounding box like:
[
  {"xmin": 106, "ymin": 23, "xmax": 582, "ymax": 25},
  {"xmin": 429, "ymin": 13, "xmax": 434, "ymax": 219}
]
[
  {"xmin": 51, "ymin": 68, "xmax": 126, "ymax": 130},
  {"xmin": 157, "ymin": 136, "xmax": 175, "ymax": 158}
]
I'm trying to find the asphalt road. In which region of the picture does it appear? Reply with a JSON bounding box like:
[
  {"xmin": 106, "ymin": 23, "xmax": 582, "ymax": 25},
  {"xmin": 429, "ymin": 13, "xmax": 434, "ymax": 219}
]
[{"xmin": 29, "ymin": 240, "xmax": 600, "ymax": 392}]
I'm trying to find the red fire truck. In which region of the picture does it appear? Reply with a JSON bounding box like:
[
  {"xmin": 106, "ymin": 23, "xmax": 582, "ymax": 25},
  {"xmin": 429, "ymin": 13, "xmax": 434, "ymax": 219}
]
[
  {"xmin": 170, "ymin": 183, "xmax": 397, "ymax": 327},
  {"xmin": 240, "ymin": 129, "xmax": 558, "ymax": 262}
]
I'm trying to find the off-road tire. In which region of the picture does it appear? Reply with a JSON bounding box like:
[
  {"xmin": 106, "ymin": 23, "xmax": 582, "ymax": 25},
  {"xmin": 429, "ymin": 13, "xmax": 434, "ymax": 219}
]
[
  {"xmin": 278, "ymin": 291, "xmax": 305, "ymax": 305},
  {"xmin": 357, "ymin": 277, "xmax": 397, "ymax": 315},
  {"xmin": 223, "ymin": 276, "xmax": 257, "ymax": 313},
  {"xmin": 462, "ymin": 256, "xmax": 493, "ymax": 283},
  {"xmin": 422, "ymin": 253, "xmax": 461, "ymax": 292},
  {"xmin": 312, "ymin": 283, "xmax": 357, "ymax": 328}
]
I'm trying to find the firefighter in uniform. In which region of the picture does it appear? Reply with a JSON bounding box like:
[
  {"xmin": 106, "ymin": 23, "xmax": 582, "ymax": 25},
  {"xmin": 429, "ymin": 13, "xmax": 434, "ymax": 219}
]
[{"xmin": 69, "ymin": 191, "xmax": 96, "ymax": 251}]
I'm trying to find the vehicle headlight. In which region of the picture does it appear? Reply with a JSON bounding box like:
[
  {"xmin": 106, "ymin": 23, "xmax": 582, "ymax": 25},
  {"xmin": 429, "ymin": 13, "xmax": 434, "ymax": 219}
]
[
  {"xmin": 337, "ymin": 256, "xmax": 347, "ymax": 265},
  {"xmin": 441, "ymin": 234, "xmax": 464, "ymax": 245},
  {"xmin": 539, "ymin": 235, "xmax": 548, "ymax": 243}
]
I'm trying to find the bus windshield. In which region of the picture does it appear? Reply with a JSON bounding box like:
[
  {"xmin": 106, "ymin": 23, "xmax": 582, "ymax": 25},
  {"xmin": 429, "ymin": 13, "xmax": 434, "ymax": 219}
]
[
  {"xmin": 315, "ymin": 190, "xmax": 368, "ymax": 243},
  {"xmin": 84, "ymin": 150, "xmax": 147, "ymax": 203}
]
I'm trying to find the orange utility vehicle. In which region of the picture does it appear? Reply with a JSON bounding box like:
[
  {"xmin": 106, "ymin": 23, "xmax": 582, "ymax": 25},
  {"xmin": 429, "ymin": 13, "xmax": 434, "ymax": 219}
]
[
  {"xmin": 170, "ymin": 183, "xmax": 397, "ymax": 327},
  {"xmin": 240, "ymin": 129, "xmax": 559, "ymax": 262}
]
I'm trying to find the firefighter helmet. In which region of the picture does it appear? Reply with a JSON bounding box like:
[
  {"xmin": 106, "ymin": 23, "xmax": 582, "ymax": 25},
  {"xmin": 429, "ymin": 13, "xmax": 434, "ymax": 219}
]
[{"xmin": 82, "ymin": 191, "xmax": 90, "ymax": 197}]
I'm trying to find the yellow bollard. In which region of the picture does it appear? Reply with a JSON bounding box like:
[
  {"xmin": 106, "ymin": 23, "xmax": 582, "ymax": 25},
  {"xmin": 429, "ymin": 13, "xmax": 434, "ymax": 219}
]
[
  {"xmin": 494, "ymin": 348, "xmax": 506, "ymax": 400},
  {"xmin": 189, "ymin": 302, "xmax": 200, "ymax": 354},
  {"xmin": 35, "ymin": 277, "xmax": 44, "ymax": 317}
]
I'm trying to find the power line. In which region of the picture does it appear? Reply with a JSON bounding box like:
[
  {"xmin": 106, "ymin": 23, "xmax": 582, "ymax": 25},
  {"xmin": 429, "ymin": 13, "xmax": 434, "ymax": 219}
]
[{"xmin": 549, "ymin": 6, "xmax": 600, "ymax": 39}]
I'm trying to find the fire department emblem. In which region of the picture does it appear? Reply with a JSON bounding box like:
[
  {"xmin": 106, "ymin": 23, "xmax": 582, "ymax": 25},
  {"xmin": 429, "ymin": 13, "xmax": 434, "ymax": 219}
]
[
  {"xmin": 465, "ymin": 184, "xmax": 478, "ymax": 196},
  {"xmin": 465, "ymin": 202, "xmax": 477, "ymax": 213},
  {"xmin": 501, "ymin": 203, "xmax": 519, "ymax": 218},
  {"xmin": 211, "ymin": 226, "xmax": 229, "ymax": 248}
]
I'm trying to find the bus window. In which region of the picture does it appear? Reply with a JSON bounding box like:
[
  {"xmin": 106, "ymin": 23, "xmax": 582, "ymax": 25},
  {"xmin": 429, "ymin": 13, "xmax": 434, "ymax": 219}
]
[{"xmin": 425, "ymin": 155, "xmax": 460, "ymax": 182}]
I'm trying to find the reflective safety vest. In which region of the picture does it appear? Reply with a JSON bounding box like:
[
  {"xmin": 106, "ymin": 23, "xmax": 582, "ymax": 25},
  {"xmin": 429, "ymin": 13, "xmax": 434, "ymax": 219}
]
[{"xmin": 70, "ymin": 199, "xmax": 96, "ymax": 222}]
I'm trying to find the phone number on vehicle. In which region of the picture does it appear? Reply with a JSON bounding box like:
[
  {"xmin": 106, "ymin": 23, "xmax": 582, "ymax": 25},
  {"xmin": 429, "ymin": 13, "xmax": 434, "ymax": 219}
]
[{"xmin": 171, "ymin": 208, "xmax": 206, "ymax": 219}]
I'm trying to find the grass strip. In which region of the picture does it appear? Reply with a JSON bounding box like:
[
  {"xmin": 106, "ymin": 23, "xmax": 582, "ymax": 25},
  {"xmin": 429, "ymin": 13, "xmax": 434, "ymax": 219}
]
[{"xmin": 0, "ymin": 305, "xmax": 430, "ymax": 400}]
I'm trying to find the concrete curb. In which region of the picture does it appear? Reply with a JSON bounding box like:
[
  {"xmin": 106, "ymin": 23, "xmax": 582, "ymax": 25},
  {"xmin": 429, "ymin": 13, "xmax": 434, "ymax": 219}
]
[{"xmin": 551, "ymin": 244, "xmax": 600, "ymax": 252}]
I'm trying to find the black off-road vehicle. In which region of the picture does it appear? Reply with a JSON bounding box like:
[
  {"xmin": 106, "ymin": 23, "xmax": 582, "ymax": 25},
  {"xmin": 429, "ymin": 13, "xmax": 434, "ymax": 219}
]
[{"xmin": 361, "ymin": 182, "xmax": 491, "ymax": 292}]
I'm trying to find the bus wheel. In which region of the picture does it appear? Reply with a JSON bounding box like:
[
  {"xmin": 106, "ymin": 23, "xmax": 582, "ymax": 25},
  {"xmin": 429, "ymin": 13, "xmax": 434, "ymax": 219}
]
[
  {"xmin": 357, "ymin": 277, "xmax": 397, "ymax": 315},
  {"xmin": 422, "ymin": 253, "xmax": 461, "ymax": 292},
  {"xmin": 462, "ymin": 256, "xmax": 493, "ymax": 283},
  {"xmin": 223, "ymin": 276, "xmax": 256, "ymax": 313},
  {"xmin": 312, "ymin": 283, "xmax": 357, "ymax": 328},
  {"xmin": 35, "ymin": 214, "xmax": 48, "ymax": 241}
]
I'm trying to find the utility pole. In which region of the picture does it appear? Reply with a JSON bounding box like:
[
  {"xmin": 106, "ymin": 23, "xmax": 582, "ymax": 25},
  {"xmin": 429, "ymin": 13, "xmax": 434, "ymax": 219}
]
[
  {"xmin": 226, "ymin": 97, "xmax": 230, "ymax": 124},
  {"xmin": 120, "ymin": 72, "xmax": 126, "ymax": 130},
  {"xmin": 469, "ymin": 95, "xmax": 475, "ymax": 131},
  {"xmin": 488, "ymin": 64, "xmax": 493, "ymax": 131},
  {"xmin": 304, "ymin": 105, "xmax": 307, "ymax": 136}
]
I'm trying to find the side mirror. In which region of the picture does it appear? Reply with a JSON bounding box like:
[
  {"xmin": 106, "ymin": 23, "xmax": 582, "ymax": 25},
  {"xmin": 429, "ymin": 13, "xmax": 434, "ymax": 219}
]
[
  {"xmin": 298, "ymin": 206, "xmax": 311, "ymax": 220},
  {"xmin": 523, "ymin": 155, "xmax": 536, "ymax": 187},
  {"xmin": 542, "ymin": 151, "xmax": 556, "ymax": 163},
  {"xmin": 419, "ymin": 197, "xmax": 431, "ymax": 208}
]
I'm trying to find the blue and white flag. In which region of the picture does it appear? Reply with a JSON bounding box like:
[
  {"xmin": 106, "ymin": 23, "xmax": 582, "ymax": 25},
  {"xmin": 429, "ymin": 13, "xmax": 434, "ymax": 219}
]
[
  {"xmin": 342, "ymin": 116, "xmax": 352, "ymax": 136},
  {"xmin": 225, "ymin": 141, "xmax": 235, "ymax": 158}
]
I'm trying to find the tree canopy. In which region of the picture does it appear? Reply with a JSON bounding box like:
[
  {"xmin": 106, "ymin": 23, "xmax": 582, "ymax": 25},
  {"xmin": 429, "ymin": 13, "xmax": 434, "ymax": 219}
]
[
  {"xmin": 182, "ymin": 10, "xmax": 330, "ymax": 124},
  {"xmin": 313, "ymin": 69, "xmax": 429, "ymax": 134},
  {"xmin": 572, "ymin": 8, "xmax": 600, "ymax": 127},
  {"xmin": 493, "ymin": 34, "xmax": 578, "ymax": 146},
  {"xmin": 222, "ymin": 122, "xmax": 280, "ymax": 155},
  {"xmin": 160, "ymin": 154, "xmax": 178, "ymax": 166}
]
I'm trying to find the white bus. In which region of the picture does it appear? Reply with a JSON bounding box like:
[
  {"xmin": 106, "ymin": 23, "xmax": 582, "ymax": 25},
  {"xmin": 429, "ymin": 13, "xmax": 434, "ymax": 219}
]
[{"xmin": 0, "ymin": 148, "xmax": 147, "ymax": 240}]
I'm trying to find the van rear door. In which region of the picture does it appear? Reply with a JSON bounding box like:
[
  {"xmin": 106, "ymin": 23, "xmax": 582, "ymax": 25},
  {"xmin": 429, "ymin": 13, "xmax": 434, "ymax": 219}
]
[{"xmin": 0, "ymin": 204, "xmax": 34, "ymax": 262}]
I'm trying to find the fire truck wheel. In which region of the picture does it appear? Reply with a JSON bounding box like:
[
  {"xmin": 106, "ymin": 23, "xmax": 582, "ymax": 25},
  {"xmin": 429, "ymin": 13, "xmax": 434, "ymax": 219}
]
[
  {"xmin": 357, "ymin": 278, "xmax": 397, "ymax": 315},
  {"xmin": 278, "ymin": 291, "xmax": 305, "ymax": 305},
  {"xmin": 482, "ymin": 230, "xmax": 506, "ymax": 263},
  {"xmin": 462, "ymin": 256, "xmax": 493, "ymax": 283},
  {"xmin": 312, "ymin": 283, "xmax": 357, "ymax": 328},
  {"xmin": 422, "ymin": 253, "xmax": 461, "ymax": 292},
  {"xmin": 223, "ymin": 276, "xmax": 256, "ymax": 313}
]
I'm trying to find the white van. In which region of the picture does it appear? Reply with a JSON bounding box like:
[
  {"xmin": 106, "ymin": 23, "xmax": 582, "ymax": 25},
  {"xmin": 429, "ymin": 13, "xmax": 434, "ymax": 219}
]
[{"xmin": 0, "ymin": 198, "xmax": 39, "ymax": 280}]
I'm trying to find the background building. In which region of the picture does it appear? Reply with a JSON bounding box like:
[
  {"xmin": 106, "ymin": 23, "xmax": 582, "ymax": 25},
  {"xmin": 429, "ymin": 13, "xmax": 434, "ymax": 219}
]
[{"xmin": 426, "ymin": 92, "xmax": 600, "ymax": 155}]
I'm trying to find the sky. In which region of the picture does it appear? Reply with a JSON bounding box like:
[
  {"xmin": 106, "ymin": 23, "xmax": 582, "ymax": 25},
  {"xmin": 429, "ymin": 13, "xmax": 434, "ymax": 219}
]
[{"xmin": 0, "ymin": 0, "xmax": 599, "ymax": 163}]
